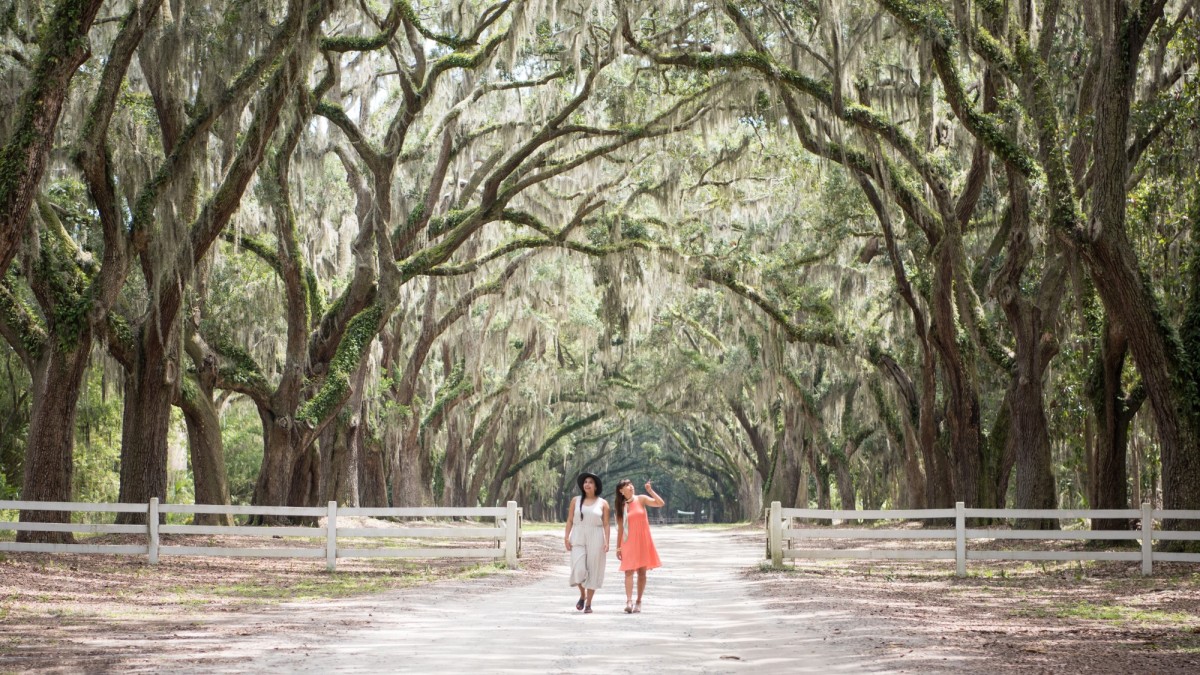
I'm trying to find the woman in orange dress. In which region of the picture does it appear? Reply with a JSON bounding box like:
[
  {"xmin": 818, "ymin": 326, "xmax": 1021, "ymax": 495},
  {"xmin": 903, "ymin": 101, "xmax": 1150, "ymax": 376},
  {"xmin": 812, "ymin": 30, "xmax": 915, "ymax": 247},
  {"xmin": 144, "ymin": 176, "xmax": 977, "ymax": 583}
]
[{"xmin": 614, "ymin": 479, "xmax": 664, "ymax": 614}]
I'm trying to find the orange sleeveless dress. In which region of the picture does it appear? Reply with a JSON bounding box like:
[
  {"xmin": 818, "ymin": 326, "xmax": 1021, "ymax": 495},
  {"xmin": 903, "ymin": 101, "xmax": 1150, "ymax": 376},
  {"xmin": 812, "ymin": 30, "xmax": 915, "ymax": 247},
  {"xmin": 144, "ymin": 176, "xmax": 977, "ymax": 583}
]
[{"xmin": 618, "ymin": 497, "xmax": 661, "ymax": 571}]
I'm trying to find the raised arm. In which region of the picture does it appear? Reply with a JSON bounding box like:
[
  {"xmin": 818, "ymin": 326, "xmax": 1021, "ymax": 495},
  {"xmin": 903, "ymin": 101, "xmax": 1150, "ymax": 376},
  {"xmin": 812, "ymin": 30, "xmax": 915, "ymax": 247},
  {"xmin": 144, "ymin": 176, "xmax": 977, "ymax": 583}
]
[{"xmin": 642, "ymin": 481, "xmax": 665, "ymax": 508}]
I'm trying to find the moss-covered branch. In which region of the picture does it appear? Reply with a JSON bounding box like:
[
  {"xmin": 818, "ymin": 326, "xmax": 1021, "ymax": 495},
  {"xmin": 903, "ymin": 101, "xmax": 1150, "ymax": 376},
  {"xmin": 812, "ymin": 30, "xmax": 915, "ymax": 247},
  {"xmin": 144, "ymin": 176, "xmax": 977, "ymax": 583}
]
[
  {"xmin": 130, "ymin": 0, "xmax": 312, "ymax": 236},
  {"xmin": 202, "ymin": 326, "xmax": 271, "ymax": 397},
  {"xmin": 297, "ymin": 302, "xmax": 384, "ymax": 424},
  {"xmin": 420, "ymin": 358, "xmax": 473, "ymax": 435},
  {"xmin": 875, "ymin": 0, "xmax": 1040, "ymax": 179},
  {"xmin": 320, "ymin": 1, "xmax": 404, "ymax": 52},
  {"xmin": 0, "ymin": 279, "xmax": 47, "ymax": 362},
  {"xmin": 504, "ymin": 411, "xmax": 607, "ymax": 479},
  {"xmin": 0, "ymin": 0, "xmax": 105, "ymax": 276},
  {"xmin": 700, "ymin": 260, "xmax": 846, "ymax": 348}
]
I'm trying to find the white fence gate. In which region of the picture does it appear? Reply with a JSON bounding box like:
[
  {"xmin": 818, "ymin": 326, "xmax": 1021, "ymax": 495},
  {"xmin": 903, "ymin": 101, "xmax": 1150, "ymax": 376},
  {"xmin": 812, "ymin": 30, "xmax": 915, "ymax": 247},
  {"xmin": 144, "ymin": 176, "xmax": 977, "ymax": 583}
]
[
  {"xmin": 0, "ymin": 499, "xmax": 522, "ymax": 570},
  {"xmin": 766, "ymin": 501, "xmax": 1200, "ymax": 576}
]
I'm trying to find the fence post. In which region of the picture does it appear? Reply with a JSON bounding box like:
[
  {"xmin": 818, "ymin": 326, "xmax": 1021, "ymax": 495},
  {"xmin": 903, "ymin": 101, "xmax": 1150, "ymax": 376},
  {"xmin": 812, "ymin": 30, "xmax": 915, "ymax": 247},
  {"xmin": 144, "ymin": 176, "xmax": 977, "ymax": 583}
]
[
  {"xmin": 1141, "ymin": 502, "xmax": 1153, "ymax": 576},
  {"xmin": 769, "ymin": 501, "xmax": 782, "ymax": 566},
  {"xmin": 326, "ymin": 501, "xmax": 337, "ymax": 572},
  {"xmin": 955, "ymin": 501, "xmax": 965, "ymax": 577},
  {"xmin": 148, "ymin": 498, "xmax": 159, "ymax": 565},
  {"xmin": 505, "ymin": 501, "xmax": 519, "ymax": 569}
]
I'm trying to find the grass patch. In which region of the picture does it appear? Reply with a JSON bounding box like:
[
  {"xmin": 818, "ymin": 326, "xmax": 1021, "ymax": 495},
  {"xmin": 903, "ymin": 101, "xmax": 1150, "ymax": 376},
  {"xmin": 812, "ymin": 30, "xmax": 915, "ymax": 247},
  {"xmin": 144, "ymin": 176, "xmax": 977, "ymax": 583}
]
[
  {"xmin": 756, "ymin": 561, "xmax": 798, "ymax": 573},
  {"xmin": 1055, "ymin": 601, "xmax": 1195, "ymax": 624},
  {"xmin": 173, "ymin": 560, "xmax": 507, "ymax": 604},
  {"xmin": 1016, "ymin": 600, "xmax": 1198, "ymax": 625},
  {"xmin": 206, "ymin": 577, "xmax": 392, "ymax": 601}
]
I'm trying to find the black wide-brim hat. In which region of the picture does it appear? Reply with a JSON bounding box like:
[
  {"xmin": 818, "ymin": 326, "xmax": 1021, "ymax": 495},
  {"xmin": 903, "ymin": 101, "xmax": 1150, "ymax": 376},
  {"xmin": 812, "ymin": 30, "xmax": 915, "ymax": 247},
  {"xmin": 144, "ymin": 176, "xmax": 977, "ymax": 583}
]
[{"xmin": 577, "ymin": 472, "xmax": 602, "ymax": 494}]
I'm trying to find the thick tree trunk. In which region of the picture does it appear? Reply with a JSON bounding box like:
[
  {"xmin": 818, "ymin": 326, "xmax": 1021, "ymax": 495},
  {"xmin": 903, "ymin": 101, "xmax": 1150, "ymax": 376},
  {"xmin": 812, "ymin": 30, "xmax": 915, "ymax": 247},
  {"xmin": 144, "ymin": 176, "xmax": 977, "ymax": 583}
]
[
  {"xmin": 320, "ymin": 371, "xmax": 367, "ymax": 506},
  {"xmin": 441, "ymin": 433, "xmax": 472, "ymax": 507},
  {"xmin": 806, "ymin": 448, "xmax": 831, "ymax": 511},
  {"xmin": 1083, "ymin": 3, "xmax": 1200, "ymax": 528},
  {"xmin": 900, "ymin": 424, "xmax": 927, "ymax": 509},
  {"xmin": 1006, "ymin": 382, "xmax": 1058, "ymax": 528},
  {"xmin": 359, "ymin": 430, "xmax": 388, "ymax": 507},
  {"xmin": 288, "ymin": 442, "xmax": 320, "ymax": 510},
  {"xmin": 320, "ymin": 412, "xmax": 360, "ymax": 507},
  {"xmin": 251, "ymin": 412, "xmax": 302, "ymax": 515},
  {"xmin": 319, "ymin": 389, "xmax": 364, "ymax": 504},
  {"xmin": 777, "ymin": 452, "xmax": 804, "ymax": 510},
  {"xmin": 178, "ymin": 379, "xmax": 233, "ymax": 526},
  {"xmin": 833, "ymin": 444, "xmax": 856, "ymax": 511},
  {"xmin": 16, "ymin": 346, "xmax": 91, "ymax": 543},
  {"xmin": 737, "ymin": 470, "xmax": 762, "ymax": 523},
  {"xmin": 994, "ymin": 159, "xmax": 1065, "ymax": 527},
  {"xmin": 391, "ymin": 416, "xmax": 432, "ymax": 507},
  {"xmin": 793, "ymin": 440, "xmax": 811, "ymax": 509},
  {"xmin": 936, "ymin": 336, "xmax": 986, "ymax": 507},
  {"xmin": 1090, "ymin": 321, "xmax": 1139, "ymax": 532},
  {"xmin": 919, "ymin": 335, "xmax": 955, "ymax": 509},
  {"xmin": 116, "ymin": 327, "xmax": 179, "ymax": 525},
  {"xmin": 484, "ymin": 426, "xmax": 522, "ymax": 507}
]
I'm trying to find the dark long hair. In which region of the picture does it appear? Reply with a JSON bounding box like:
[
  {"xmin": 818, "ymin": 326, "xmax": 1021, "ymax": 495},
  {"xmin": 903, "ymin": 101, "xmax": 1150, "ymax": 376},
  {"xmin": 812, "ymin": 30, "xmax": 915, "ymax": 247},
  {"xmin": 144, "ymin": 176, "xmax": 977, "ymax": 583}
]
[
  {"xmin": 578, "ymin": 476, "xmax": 598, "ymax": 521},
  {"xmin": 614, "ymin": 479, "xmax": 633, "ymax": 521}
]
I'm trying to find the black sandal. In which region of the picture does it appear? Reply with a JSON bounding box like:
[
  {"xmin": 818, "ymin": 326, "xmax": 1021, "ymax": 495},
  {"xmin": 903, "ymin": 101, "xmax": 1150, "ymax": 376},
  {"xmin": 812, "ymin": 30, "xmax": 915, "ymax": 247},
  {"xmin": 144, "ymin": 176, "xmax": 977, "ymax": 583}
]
[{"xmin": 576, "ymin": 597, "xmax": 586, "ymax": 611}]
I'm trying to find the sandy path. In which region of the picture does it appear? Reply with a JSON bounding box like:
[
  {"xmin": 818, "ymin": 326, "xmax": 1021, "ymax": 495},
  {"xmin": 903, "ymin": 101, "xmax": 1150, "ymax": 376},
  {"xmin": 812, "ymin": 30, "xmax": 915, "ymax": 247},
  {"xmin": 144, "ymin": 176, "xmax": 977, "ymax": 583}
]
[{"xmin": 165, "ymin": 528, "xmax": 904, "ymax": 674}]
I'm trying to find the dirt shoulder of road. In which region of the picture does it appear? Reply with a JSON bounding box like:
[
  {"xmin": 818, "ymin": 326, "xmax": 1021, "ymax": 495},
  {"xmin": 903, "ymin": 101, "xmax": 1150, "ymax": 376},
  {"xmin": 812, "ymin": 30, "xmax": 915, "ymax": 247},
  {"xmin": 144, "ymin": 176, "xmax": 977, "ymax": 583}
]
[
  {"xmin": 736, "ymin": 529, "xmax": 1200, "ymax": 673},
  {"xmin": 4, "ymin": 526, "xmax": 1200, "ymax": 673},
  {"xmin": 0, "ymin": 527, "xmax": 560, "ymax": 672}
]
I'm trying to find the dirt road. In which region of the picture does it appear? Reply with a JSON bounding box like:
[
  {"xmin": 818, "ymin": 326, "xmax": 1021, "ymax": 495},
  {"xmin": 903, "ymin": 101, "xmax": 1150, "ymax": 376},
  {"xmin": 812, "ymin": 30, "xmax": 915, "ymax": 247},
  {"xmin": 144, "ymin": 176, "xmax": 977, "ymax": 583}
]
[{"xmin": 164, "ymin": 528, "xmax": 936, "ymax": 674}]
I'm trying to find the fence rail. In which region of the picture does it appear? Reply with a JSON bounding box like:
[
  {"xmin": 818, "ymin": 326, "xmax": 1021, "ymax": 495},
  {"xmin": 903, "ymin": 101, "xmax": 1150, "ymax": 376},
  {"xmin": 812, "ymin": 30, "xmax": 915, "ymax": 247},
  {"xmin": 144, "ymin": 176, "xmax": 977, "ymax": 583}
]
[
  {"xmin": 0, "ymin": 499, "xmax": 522, "ymax": 570},
  {"xmin": 766, "ymin": 502, "xmax": 1200, "ymax": 576}
]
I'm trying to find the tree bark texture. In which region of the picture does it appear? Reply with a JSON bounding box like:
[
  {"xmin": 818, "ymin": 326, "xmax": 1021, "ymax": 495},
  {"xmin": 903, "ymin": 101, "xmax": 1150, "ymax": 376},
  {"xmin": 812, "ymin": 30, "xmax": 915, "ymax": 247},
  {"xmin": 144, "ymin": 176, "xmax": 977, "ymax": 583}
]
[
  {"xmin": 178, "ymin": 376, "xmax": 233, "ymax": 526},
  {"xmin": 320, "ymin": 415, "xmax": 360, "ymax": 507},
  {"xmin": 391, "ymin": 415, "xmax": 432, "ymax": 507},
  {"xmin": 16, "ymin": 345, "xmax": 92, "ymax": 543},
  {"xmin": 930, "ymin": 236, "xmax": 988, "ymax": 507},
  {"xmin": 359, "ymin": 432, "xmax": 389, "ymax": 507},
  {"xmin": 833, "ymin": 443, "xmax": 857, "ymax": 511},
  {"xmin": 1090, "ymin": 320, "xmax": 1140, "ymax": 532},
  {"xmin": 1082, "ymin": 1, "xmax": 1200, "ymax": 525},
  {"xmin": 116, "ymin": 323, "xmax": 179, "ymax": 525},
  {"xmin": 251, "ymin": 410, "xmax": 308, "ymax": 519},
  {"xmin": 995, "ymin": 174, "xmax": 1062, "ymax": 527}
]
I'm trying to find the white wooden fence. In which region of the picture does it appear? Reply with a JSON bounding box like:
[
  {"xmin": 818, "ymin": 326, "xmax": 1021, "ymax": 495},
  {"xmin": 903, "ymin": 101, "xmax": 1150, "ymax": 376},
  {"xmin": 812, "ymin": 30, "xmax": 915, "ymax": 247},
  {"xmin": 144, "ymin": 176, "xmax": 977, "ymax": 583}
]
[
  {"xmin": 0, "ymin": 499, "xmax": 521, "ymax": 570},
  {"xmin": 767, "ymin": 501, "xmax": 1200, "ymax": 576}
]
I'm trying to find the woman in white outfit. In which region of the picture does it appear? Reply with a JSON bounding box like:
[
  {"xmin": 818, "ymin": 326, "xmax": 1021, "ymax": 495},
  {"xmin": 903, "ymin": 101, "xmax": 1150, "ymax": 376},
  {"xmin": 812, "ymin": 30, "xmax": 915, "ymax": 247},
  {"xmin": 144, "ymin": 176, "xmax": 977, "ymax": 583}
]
[{"xmin": 564, "ymin": 471, "xmax": 610, "ymax": 613}]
